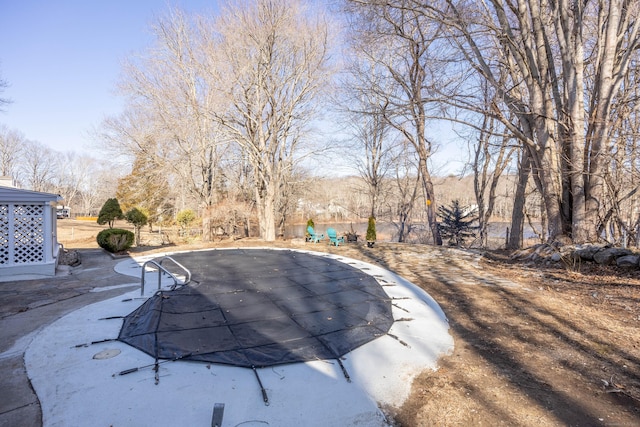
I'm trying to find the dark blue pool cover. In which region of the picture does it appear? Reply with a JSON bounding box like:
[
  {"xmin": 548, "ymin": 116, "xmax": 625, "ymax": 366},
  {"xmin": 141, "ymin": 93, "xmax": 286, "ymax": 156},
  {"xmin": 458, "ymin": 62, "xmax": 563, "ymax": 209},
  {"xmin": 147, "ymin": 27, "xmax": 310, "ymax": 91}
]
[{"xmin": 118, "ymin": 249, "xmax": 394, "ymax": 368}]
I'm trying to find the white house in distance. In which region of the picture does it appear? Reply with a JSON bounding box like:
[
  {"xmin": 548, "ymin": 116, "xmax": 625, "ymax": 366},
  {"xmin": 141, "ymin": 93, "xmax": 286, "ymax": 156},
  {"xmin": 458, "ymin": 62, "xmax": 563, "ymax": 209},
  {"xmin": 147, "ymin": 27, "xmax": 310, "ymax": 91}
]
[{"xmin": 0, "ymin": 177, "xmax": 62, "ymax": 277}]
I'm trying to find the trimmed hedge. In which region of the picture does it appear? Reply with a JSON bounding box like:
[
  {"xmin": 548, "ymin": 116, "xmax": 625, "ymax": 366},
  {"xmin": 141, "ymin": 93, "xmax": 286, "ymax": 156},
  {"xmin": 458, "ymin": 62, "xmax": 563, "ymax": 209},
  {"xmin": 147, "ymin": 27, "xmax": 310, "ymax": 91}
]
[{"xmin": 97, "ymin": 228, "xmax": 134, "ymax": 253}]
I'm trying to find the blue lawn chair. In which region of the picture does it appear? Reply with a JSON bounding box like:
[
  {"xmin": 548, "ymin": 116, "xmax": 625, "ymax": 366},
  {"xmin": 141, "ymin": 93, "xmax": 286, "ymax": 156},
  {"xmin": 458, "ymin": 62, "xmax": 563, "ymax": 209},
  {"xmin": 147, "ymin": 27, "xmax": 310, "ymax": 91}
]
[
  {"xmin": 326, "ymin": 228, "xmax": 345, "ymax": 246},
  {"xmin": 307, "ymin": 225, "xmax": 324, "ymax": 243}
]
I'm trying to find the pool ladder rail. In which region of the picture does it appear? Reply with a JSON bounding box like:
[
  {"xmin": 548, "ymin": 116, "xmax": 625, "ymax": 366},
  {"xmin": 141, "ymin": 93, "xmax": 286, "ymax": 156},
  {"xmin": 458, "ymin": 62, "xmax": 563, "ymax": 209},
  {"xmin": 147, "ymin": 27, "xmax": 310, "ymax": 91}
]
[{"xmin": 140, "ymin": 256, "xmax": 191, "ymax": 295}]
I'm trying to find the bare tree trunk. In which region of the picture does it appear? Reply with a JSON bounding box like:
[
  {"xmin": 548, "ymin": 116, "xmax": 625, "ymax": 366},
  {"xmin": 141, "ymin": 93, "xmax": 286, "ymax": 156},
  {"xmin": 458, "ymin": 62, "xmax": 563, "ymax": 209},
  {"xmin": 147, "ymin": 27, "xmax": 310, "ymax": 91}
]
[
  {"xmin": 396, "ymin": 173, "xmax": 420, "ymax": 242},
  {"xmin": 420, "ymin": 162, "xmax": 442, "ymax": 245},
  {"xmin": 508, "ymin": 149, "xmax": 531, "ymax": 250},
  {"xmin": 256, "ymin": 188, "xmax": 277, "ymax": 241},
  {"xmin": 202, "ymin": 211, "xmax": 212, "ymax": 242}
]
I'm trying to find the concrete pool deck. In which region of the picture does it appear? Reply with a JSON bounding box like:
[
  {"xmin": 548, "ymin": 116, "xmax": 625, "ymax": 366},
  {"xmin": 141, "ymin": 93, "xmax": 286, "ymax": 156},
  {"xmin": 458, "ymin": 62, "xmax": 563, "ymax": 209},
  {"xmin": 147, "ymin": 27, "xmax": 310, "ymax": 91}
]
[{"xmin": 1, "ymin": 247, "xmax": 453, "ymax": 426}]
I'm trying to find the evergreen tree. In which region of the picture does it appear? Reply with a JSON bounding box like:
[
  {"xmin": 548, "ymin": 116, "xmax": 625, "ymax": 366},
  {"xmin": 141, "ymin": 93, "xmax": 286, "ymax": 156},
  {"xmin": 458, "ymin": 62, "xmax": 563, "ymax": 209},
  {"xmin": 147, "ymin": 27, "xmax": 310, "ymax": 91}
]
[
  {"xmin": 97, "ymin": 198, "xmax": 124, "ymax": 229},
  {"xmin": 125, "ymin": 207, "xmax": 148, "ymax": 246},
  {"xmin": 116, "ymin": 153, "xmax": 172, "ymax": 231},
  {"xmin": 366, "ymin": 216, "xmax": 377, "ymax": 247},
  {"xmin": 437, "ymin": 200, "xmax": 478, "ymax": 247}
]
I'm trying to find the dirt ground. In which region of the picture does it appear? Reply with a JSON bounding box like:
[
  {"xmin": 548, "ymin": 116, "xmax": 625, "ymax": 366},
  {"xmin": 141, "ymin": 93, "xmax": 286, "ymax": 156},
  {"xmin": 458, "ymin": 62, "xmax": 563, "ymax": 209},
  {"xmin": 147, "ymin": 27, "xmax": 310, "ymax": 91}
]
[
  {"xmin": 395, "ymin": 254, "xmax": 640, "ymax": 426},
  {"xmin": 58, "ymin": 220, "xmax": 640, "ymax": 426}
]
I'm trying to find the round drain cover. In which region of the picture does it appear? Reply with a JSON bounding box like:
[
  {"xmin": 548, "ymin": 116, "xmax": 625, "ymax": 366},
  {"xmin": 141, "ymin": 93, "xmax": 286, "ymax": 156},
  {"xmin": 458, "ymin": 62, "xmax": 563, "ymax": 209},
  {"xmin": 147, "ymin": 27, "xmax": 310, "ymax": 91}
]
[{"xmin": 93, "ymin": 349, "xmax": 121, "ymax": 360}]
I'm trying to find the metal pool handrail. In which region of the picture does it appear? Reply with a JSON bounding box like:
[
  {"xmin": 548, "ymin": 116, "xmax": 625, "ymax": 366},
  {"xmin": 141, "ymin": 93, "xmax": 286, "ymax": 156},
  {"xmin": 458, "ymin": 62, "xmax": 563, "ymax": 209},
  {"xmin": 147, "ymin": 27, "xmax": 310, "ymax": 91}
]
[
  {"xmin": 159, "ymin": 256, "xmax": 191, "ymax": 285},
  {"xmin": 140, "ymin": 256, "xmax": 191, "ymax": 296}
]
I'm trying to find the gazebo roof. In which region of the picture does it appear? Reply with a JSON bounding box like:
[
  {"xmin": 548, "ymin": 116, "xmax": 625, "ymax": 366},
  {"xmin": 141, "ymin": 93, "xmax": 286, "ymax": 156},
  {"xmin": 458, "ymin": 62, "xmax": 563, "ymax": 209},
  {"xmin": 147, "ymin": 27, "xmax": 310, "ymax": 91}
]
[{"xmin": 0, "ymin": 186, "xmax": 62, "ymax": 203}]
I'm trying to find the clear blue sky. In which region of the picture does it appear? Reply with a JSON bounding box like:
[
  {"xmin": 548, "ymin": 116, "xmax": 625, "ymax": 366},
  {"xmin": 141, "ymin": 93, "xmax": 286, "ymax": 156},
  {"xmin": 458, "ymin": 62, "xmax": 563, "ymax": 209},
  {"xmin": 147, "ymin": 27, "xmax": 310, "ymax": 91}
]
[{"xmin": 0, "ymin": 0, "xmax": 219, "ymax": 155}]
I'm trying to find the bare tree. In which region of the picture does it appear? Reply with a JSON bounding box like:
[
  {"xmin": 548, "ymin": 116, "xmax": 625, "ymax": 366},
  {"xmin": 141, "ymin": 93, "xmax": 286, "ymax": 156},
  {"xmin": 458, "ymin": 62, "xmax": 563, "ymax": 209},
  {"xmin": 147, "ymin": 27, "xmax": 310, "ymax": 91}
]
[
  {"xmin": 207, "ymin": 0, "xmax": 333, "ymax": 241},
  {"xmin": 0, "ymin": 125, "xmax": 24, "ymax": 180},
  {"xmin": 344, "ymin": 0, "xmax": 446, "ymax": 244},
  {"xmin": 77, "ymin": 159, "xmax": 112, "ymax": 216},
  {"xmin": 389, "ymin": 141, "xmax": 421, "ymax": 242},
  {"xmin": 338, "ymin": 38, "xmax": 406, "ymax": 222},
  {"xmin": 348, "ymin": 98, "xmax": 396, "ymax": 219},
  {"xmin": 593, "ymin": 55, "xmax": 640, "ymax": 245},
  {"xmin": 18, "ymin": 140, "xmax": 60, "ymax": 192},
  {"xmin": 0, "ymin": 126, "xmax": 106, "ymax": 216},
  {"xmin": 50, "ymin": 152, "xmax": 98, "ymax": 211},
  {"xmin": 102, "ymin": 9, "xmax": 230, "ymax": 241},
  {"xmin": 99, "ymin": 3, "xmax": 333, "ymax": 241},
  {"xmin": 423, "ymin": 0, "xmax": 640, "ymax": 244},
  {"xmin": 470, "ymin": 82, "xmax": 515, "ymax": 247},
  {"xmin": 0, "ymin": 67, "xmax": 11, "ymax": 111}
]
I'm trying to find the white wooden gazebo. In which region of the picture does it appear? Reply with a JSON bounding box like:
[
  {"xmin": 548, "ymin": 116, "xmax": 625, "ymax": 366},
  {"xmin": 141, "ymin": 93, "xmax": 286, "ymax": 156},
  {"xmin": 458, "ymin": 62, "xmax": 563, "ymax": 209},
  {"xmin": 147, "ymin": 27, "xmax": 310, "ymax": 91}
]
[{"xmin": 0, "ymin": 184, "xmax": 62, "ymax": 277}]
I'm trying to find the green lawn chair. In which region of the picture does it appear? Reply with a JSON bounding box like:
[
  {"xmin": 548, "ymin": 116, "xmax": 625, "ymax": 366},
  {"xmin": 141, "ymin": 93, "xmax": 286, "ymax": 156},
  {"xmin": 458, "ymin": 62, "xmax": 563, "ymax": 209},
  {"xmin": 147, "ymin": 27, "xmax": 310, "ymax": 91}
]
[
  {"xmin": 307, "ymin": 225, "xmax": 324, "ymax": 243},
  {"xmin": 326, "ymin": 228, "xmax": 345, "ymax": 246}
]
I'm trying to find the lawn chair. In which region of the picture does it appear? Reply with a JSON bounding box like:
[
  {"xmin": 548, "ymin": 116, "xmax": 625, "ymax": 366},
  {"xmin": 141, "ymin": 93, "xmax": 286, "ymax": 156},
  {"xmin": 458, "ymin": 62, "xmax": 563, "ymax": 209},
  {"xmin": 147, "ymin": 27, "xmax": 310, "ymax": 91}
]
[
  {"xmin": 326, "ymin": 228, "xmax": 345, "ymax": 246},
  {"xmin": 307, "ymin": 225, "xmax": 324, "ymax": 243}
]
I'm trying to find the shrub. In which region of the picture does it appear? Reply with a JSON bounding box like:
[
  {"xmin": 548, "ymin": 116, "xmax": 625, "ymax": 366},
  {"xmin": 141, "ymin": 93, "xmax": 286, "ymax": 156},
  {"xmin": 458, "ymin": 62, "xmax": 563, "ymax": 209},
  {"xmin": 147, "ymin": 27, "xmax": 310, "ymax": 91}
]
[
  {"xmin": 305, "ymin": 218, "xmax": 315, "ymax": 240},
  {"xmin": 176, "ymin": 209, "xmax": 196, "ymax": 229},
  {"xmin": 97, "ymin": 228, "xmax": 134, "ymax": 253}
]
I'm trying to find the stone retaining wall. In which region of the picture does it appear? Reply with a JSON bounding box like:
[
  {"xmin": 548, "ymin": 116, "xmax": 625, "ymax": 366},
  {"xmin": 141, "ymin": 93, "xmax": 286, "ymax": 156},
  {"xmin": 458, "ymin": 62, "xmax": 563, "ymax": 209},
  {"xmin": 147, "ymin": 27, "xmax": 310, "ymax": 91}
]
[{"xmin": 511, "ymin": 243, "xmax": 640, "ymax": 268}]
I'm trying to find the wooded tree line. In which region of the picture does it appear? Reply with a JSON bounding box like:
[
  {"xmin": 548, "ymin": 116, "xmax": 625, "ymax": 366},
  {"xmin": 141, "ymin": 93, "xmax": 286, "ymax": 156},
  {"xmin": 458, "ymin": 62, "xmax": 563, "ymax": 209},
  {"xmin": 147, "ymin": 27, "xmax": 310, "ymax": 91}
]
[
  {"xmin": 0, "ymin": 124, "xmax": 116, "ymax": 216},
  {"xmin": 2, "ymin": 0, "xmax": 639, "ymax": 248},
  {"xmin": 342, "ymin": 0, "xmax": 640, "ymax": 248}
]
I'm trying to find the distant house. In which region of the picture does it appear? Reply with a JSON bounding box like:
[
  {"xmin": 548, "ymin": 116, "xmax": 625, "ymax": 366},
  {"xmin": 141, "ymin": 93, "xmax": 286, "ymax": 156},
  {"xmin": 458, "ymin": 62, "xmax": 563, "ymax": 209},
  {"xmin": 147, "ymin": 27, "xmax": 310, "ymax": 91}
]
[{"xmin": 0, "ymin": 181, "xmax": 62, "ymax": 277}]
